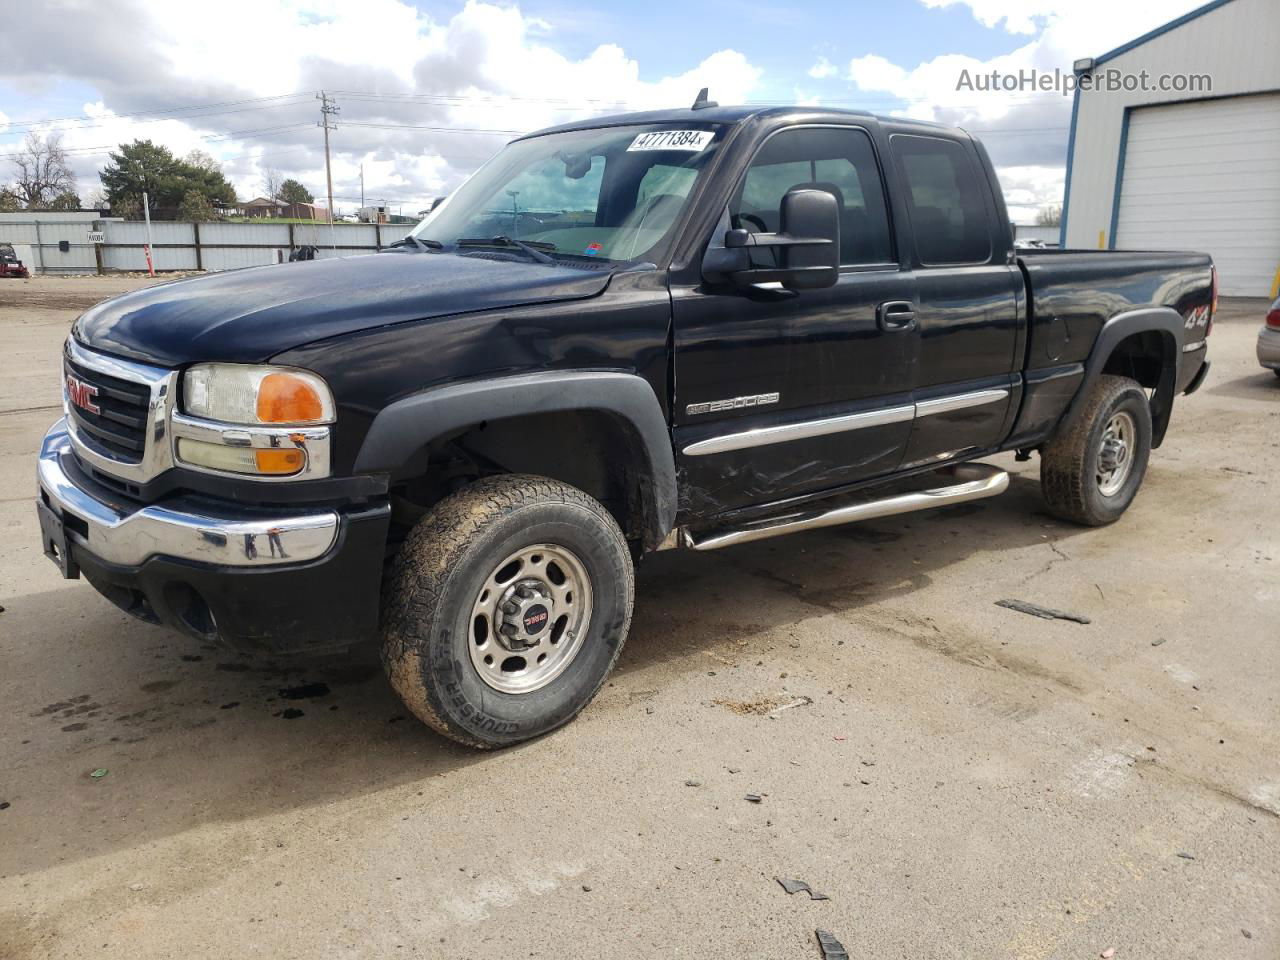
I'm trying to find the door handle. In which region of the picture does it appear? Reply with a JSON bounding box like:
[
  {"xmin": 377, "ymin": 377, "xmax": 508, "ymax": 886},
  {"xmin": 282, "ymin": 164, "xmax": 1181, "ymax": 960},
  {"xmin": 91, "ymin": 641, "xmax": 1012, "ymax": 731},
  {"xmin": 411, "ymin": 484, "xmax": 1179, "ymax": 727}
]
[{"xmin": 877, "ymin": 300, "xmax": 917, "ymax": 331}]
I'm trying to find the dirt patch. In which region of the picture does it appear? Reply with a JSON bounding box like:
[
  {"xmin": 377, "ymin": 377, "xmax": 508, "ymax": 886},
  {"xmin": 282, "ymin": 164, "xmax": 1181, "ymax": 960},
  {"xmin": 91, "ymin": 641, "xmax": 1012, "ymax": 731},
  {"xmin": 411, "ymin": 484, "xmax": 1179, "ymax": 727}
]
[{"xmin": 712, "ymin": 696, "xmax": 785, "ymax": 716}]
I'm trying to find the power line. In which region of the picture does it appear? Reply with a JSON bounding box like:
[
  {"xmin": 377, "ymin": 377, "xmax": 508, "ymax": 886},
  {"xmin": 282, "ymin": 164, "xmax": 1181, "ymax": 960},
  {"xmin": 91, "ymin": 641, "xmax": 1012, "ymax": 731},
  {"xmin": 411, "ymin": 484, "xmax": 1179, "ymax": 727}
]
[{"xmin": 1, "ymin": 93, "xmax": 312, "ymax": 132}]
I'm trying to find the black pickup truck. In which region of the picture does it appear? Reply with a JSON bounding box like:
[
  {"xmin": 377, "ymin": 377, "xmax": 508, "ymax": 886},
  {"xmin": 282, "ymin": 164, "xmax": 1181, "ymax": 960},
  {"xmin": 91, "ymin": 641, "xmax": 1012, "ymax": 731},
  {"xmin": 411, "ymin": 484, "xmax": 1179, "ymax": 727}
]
[{"xmin": 37, "ymin": 101, "xmax": 1214, "ymax": 747}]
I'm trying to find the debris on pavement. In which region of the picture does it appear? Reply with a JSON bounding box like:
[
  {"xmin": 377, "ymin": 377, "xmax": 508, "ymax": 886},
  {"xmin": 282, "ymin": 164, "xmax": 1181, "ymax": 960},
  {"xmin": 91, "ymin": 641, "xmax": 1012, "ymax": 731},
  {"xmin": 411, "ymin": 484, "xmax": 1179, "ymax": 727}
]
[
  {"xmin": 277, "ymin": 708, "xmax": 305, "ymax": 720},
  {"xmin": 684, "ymin": 779, "xmax": 702, "ymax": 787},
  {"xmin": 89, "ymin": 768, "xmax": 108, "ymax": 779},
  {"xmin": 776, "ymin": 877, "xmax": 829, "ymax": 901},
  {"xmin": 0, "ymin": 801, "xmax": 10, "ymax": 810},
  {"xmin": 1151, "ymin": 637, "xmax": 1167, "ymax": 646},
  {"xmin": 1176, "ymin": 851, "xmax": 1195, "ymax": 860},
  {"xmin": 995, "ymin": 599, "xmax": 1091, "ymax": 624},
  {"xmin": 767, "ymin": 696, "xmax": 813, "ymax": 718},
  {"xmin": 815, "ymin": 928, "xmax": 849, "ymax": 960},
  {"xmin": 744, "ymin": 794, "xmax": 763, "ymax": 803},
  {"xmin": 1100, "ymin": 948, "xmax": 1116, "ymax": 959},
  {"xmin": 278, "ymin": 682, "xmax": 330, "ymax": 700}
]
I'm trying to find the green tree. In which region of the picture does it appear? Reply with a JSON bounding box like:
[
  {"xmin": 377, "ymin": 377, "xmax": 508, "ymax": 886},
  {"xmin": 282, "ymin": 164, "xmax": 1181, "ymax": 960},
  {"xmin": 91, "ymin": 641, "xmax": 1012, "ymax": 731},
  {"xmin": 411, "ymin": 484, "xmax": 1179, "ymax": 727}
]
[
  {"xmin": 100, "ymin": 140, "xmax": 237, "ymax": 213},
  {"xmin": 0, "ymin": 188, "xmax": 21, "ymax": 212},
  {"xmin": 178, "ymin": 190, "xmax": 215, "ymax": 222},
  {"xmin": 111, "ymin": 195, "xmax": 143, "ymax": 220},
  {"xmin": 47, "ymin": 190, "xmax": 81, "ymax": 210},
  {"xmin": 276, "ymin": 178, "xmax": 314, "ymax": 204}
]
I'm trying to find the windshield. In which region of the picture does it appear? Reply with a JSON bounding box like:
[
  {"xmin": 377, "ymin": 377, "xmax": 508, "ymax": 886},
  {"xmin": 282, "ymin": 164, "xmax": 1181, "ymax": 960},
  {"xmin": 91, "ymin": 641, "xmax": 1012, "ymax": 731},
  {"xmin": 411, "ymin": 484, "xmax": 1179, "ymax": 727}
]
[{"xmin": 411, "ymin": 123, "xmax": 726, "ymax": 264}]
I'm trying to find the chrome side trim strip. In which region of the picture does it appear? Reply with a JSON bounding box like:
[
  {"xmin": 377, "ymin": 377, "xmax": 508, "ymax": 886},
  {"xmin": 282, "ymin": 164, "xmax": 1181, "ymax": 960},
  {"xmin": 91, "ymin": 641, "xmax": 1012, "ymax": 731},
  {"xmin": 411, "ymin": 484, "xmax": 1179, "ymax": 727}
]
[
  {"xmin": 39, "ymin": 420, "xmax": 338, "ymax": 567},
  {"xmin": 688, "ymin": 463, "xmax": 1009, "ymax": 551},
  {"xmin": 681, "ymin": 387, "xmax": 1009, "ymax": 457},
  {"xmin": 681, "ymin": 404, "xmax": 915, "ymax": 457},
  {"xmin": 1182, "ymin": 340, "xmax": 1207, "ymax": 354},
  {"xmin": 914, "ymin": 388, "xmax": 1009, "ymax": 417}
]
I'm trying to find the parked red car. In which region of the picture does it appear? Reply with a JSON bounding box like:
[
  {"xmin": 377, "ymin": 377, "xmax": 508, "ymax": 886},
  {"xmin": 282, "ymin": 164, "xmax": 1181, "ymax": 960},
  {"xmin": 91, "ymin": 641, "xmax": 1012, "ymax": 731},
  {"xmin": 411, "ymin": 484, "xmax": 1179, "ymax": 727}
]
[{"xmin": 0, "ymin": 242, "xmax": 30, "ymax": 278}]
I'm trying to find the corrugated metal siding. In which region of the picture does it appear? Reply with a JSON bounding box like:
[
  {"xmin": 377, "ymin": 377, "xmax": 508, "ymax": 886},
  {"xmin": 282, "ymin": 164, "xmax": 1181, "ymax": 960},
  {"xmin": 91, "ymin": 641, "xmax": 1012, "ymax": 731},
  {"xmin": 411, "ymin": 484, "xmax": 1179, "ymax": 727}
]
[
  {"xmin": 0, "ymin": 218, "xmax": 99, "ymax": 273},
  {"xmin": 1063, "ymin": 0, "xmax": 1280, "ymax": 293},
  {"xmin": 0, "ymin": 217, "xmax": 420, "ymax": 274},
  {"xmin": 1115, "ymin": 92, "xmax": 1280, "ymax": 295}
]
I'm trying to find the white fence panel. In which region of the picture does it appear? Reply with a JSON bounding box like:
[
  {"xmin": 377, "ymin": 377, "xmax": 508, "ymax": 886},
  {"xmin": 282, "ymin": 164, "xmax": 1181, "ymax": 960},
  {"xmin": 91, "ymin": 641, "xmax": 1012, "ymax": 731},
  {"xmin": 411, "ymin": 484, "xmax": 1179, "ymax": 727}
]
[
  {"xmin": 201, "ymin": 247, "xmax": 285, "ymax": 272},
  {"xmin": 2, "ymin": 217, "xmax": 421, "ymax": 273},
  {"xmin": 200, "ymin": 222, "xmax": 292, "ymax": 246}
]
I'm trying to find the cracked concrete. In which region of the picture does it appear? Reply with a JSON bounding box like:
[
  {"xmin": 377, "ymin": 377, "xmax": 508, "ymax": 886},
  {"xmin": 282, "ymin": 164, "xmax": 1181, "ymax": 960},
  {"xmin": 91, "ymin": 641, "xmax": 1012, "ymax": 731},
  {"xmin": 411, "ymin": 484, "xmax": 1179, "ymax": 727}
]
[{"xmin": 1, "ymin": 278, "xmax": 1277, "ymax": 959}]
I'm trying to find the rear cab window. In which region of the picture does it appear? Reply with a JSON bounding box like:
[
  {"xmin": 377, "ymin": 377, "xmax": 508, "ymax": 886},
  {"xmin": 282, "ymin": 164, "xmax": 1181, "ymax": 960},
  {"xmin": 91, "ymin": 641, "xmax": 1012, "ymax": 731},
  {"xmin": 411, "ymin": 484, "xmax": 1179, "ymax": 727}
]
[{"xmin": 890, "ymin": 135, "xmax": 993, "ymax": 265}]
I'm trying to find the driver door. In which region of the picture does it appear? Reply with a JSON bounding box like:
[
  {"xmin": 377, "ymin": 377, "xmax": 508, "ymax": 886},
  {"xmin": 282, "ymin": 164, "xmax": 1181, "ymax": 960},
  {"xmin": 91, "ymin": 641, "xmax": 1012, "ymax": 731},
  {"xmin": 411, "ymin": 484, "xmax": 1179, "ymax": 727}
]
[{"xmin": 671, "ymin": 124, "xmax": 918, "ymax": 520}]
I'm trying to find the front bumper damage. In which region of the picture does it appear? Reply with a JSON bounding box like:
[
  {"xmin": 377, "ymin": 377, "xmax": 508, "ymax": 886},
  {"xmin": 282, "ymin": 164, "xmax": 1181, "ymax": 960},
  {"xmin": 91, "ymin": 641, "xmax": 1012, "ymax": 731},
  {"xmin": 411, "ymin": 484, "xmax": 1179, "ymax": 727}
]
[{"xmin": 37, "ymin": 419, "xmax": 389, "ymax": 654}]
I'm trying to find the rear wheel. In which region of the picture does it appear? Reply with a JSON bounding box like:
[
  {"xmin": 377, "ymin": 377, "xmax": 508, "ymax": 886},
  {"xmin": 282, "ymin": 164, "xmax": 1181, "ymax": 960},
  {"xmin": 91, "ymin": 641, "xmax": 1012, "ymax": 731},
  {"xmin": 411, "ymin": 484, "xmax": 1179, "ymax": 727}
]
[
  {"xmin": 381, "ymin": 474, "xmax": 633, "ymax": 748},
  {"xmin": 1040, "ymin": 374, "xmax": 1152, "ymax": 526}
]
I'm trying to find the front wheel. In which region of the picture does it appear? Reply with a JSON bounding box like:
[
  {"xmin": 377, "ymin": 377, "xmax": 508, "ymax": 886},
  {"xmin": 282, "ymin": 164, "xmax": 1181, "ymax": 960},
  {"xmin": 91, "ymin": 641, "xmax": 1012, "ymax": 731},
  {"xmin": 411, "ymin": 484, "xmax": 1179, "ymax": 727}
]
[
  {"xmin": 381, "ymin": 475, "xmax": 633, "ymax": 748},
  {"xmin": 1040, "ymin": 374, "xmax": 1152, "ymax": 526}
]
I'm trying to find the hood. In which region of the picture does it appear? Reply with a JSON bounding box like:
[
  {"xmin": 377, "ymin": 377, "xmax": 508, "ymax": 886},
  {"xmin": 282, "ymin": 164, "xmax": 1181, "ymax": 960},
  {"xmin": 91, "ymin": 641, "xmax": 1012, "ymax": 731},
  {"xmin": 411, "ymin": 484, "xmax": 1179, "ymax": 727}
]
[{"xmin": 74, "ymin": 250, "xmax": 614, "ymax": 367}]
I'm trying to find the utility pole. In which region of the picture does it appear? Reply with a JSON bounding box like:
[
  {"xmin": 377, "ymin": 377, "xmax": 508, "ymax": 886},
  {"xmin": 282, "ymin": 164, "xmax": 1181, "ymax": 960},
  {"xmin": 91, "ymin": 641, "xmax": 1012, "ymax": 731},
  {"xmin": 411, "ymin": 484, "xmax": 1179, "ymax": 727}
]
[{"xmin": 317, "ymin": 91, "xmax": 339, "ymax": 226}]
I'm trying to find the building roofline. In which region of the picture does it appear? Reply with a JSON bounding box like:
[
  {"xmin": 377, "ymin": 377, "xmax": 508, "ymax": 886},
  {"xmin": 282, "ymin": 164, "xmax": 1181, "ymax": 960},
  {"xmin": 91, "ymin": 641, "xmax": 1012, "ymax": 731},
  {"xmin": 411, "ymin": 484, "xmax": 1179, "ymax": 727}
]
[{"xmin": 1095, "ymin": 0, "xmax": 1237, "ymax": 65}]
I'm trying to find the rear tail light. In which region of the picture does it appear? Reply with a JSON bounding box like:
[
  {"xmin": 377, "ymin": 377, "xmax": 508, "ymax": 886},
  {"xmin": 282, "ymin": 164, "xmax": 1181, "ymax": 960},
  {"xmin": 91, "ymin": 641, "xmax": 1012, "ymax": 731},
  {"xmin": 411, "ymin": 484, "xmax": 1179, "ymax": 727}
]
[{"xmin": 1266, "ymin": 307, "xmax": 1280, "ymax": 330}]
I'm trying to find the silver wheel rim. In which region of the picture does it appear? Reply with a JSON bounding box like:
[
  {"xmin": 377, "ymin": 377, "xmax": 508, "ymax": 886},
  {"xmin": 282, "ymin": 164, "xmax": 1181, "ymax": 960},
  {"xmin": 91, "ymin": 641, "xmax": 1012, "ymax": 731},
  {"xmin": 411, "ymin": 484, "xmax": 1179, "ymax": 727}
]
[
  {"xmin": 1096, "ymin": 411, "xmax": 1136, "ymax": 497},
  {"xmin": 468, "ymin": 543, "xmax": 593, "ymax": 694}
]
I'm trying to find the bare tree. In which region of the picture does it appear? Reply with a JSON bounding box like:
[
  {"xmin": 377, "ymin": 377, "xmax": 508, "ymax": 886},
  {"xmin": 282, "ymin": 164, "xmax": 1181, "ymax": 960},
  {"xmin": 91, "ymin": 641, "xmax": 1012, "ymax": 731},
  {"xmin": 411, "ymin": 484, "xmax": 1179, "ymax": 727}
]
[
  {"xmin": 261, "ymin": 166, "xmax": 284, "ymax": 200},
  {"xmin": 1036, "ymin": 204, "xmax": 1062, "ymax": 227},
  {"xmin": 185, "ymin": 149, "xmax": 222, "ymax": 173},
  {"xmin": 10, "ymin": 131, "xmax": 77, "ymax": 208}
]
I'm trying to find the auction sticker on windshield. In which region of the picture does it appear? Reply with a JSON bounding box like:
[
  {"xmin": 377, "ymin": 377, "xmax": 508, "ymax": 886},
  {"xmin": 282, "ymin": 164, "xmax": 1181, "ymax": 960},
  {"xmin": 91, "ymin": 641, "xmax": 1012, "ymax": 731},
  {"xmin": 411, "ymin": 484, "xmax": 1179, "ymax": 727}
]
[{"xmin": 627, "ymin": 130, "xmax": 714, "ymax": 152}]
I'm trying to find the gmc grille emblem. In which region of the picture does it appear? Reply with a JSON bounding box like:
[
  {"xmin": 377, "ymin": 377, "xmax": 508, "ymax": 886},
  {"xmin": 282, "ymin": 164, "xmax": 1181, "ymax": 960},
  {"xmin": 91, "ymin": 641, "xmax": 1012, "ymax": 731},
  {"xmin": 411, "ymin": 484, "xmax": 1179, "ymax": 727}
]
[{"xmin": 66, "ymin": 375, "xmax": 100, "ymax": 415}]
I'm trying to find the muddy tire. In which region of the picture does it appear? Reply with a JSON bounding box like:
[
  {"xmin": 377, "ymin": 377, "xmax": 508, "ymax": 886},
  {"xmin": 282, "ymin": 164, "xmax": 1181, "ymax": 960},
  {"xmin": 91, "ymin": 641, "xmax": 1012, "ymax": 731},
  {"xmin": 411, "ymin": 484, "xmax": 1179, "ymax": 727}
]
[
  {"xmin": 381, "ymin": 474, "xmax": 633, "ymax": 748},
  {"xmin": 1040, "ymin": 374, "xmax": 1152, "ymax": 527}
]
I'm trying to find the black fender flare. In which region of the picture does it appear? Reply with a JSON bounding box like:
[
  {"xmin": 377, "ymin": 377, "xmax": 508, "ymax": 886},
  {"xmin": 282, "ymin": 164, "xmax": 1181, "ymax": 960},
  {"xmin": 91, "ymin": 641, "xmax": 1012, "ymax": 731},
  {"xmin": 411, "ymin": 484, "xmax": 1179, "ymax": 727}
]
[
  {"xmin": 354, "ymin": 370, "xmax": 677, "ymax": 548},
  {"xmin": 1059, "ymin": 307, "xmax": 1184, "ymax": 448}
]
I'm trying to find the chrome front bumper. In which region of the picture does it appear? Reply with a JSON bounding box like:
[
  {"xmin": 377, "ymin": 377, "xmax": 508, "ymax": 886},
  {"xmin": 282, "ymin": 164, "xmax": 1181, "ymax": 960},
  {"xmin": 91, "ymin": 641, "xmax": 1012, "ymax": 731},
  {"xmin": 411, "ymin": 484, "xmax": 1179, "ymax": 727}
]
[{"xmin": 37, "ymin": 419, "xmax": 339, "ymax": 569}]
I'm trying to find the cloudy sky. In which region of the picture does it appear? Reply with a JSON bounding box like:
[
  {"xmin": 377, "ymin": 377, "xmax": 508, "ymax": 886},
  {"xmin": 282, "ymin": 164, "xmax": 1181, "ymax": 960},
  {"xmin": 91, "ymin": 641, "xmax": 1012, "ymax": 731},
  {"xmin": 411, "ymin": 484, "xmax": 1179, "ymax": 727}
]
[{"xmin": 0, "ymin": 0, "xmax": 1204, "ymax": 221}]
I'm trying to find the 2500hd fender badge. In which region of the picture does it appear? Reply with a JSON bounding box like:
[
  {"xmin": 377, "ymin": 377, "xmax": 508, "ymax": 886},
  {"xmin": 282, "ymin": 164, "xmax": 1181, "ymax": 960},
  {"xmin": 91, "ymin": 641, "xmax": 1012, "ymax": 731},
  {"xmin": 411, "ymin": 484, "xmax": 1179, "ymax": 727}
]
[{"xmin": 686, "ymin": 392, "xmax": 780, "ymax": 416}]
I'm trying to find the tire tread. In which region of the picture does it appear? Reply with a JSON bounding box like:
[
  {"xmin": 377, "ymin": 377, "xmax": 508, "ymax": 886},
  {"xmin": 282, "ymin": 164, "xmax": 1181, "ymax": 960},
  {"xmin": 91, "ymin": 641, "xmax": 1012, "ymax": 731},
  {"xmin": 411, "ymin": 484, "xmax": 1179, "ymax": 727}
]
[{"xmin": 382, "ymin": 474, "xmax": 631, "ymax": 748}]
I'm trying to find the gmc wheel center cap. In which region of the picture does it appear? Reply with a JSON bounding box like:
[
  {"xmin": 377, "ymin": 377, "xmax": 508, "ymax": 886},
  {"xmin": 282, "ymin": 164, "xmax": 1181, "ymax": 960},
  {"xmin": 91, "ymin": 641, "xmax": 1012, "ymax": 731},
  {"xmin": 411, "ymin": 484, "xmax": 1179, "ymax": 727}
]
[
  {"xmin": 499, "ymin": 579, "xmax": 554, "ymax": 647},
  {"xmin": 522, "ymin": 603, "xmax": 550, "ymax": 634}
]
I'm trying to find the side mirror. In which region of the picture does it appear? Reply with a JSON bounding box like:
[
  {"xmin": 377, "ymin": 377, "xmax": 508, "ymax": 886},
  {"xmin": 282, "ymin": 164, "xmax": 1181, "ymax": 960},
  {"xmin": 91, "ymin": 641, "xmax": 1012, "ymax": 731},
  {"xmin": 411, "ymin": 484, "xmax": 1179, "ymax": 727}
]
[{"xmin": 703, "ymin": 188, "xmax": 840, "ymax": 290}]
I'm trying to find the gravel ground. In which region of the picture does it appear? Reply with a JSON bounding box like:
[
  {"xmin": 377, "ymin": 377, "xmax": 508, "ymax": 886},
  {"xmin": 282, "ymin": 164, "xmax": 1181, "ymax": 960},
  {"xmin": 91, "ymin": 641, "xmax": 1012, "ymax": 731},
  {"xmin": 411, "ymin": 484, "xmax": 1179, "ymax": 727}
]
[{"xmin": 1, "ymin": 275, "xmax": 1277, "ymax": 959}]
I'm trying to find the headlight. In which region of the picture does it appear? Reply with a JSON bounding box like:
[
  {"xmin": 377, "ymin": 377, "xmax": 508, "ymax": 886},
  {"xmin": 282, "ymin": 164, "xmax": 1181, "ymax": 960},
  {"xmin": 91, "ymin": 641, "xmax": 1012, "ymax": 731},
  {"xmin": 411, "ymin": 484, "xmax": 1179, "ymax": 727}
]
[
  {"xmin": 183, "ymin": 364, "xmax": 335, "ymax": 425},
  {"xmin": 175, "ymin": 364, "xmax": 334, "ymax": 481}
]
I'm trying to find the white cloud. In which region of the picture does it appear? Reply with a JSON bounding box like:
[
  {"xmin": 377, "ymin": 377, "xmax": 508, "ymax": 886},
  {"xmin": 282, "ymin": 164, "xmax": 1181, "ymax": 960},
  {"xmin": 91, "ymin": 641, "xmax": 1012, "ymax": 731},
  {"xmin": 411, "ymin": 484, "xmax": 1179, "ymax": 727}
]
[
  {"xmin": 843, "ymin": 0, "xmax": 1206, "ymax": 209},
  {"xmin": 807, "ymin": 56, "xmax": 839, "ymax": 80},
  {"xmin": 0, "ymin": 0, "xmax": 762, "ymax": 212}
]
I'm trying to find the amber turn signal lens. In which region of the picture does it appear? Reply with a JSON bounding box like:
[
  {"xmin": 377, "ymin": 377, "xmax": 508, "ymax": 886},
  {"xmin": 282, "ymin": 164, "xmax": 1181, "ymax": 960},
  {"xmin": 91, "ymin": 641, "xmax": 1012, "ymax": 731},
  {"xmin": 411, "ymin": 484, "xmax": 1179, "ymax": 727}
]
[
  {"xmin": 254, "ymin": 449, "xmax": 306, "ymax": 474},
  {"xmin": 256, "ymin": 373, "xmax": 325, "ymax": 423}
]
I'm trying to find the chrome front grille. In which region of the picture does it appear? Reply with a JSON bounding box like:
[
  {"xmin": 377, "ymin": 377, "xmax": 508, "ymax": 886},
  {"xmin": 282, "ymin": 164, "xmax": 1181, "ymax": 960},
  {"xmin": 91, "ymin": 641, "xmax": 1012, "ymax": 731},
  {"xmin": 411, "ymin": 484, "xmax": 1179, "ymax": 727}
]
[
  {"xmin": 65, "ymin": 352, "xmax": 150, "ymax": 460},
  {"xmin": 62, "ymin": 339, "xmax": 177, "ymax": 484}
]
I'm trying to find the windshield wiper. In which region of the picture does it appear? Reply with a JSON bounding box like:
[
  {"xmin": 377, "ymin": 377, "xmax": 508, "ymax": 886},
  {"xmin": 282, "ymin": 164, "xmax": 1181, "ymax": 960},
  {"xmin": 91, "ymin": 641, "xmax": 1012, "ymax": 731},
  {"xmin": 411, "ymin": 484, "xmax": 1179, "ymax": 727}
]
[
  {"xmin": 457, "ymin": 235, "xmax": 556, "ymax": 264},
  {"xmin": 388, "ymin": 236, "xmax": 443, "ymax": 251}
]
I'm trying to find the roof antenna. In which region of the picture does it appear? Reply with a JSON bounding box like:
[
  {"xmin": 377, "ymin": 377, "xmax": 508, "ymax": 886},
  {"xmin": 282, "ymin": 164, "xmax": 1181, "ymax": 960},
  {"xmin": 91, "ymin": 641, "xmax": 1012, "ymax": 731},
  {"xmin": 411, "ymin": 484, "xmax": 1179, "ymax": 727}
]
[{"xmin": 691, "ymin": 87, "xmax": 717, "ymax": 110}]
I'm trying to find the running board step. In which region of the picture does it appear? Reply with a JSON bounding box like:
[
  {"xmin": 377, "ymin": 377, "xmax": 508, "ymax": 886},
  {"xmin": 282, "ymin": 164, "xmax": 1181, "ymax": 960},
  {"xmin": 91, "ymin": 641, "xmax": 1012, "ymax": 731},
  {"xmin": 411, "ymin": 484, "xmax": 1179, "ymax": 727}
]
[{"xmin": 685, "ymin": 463, "xmax": 1009, "ymax": 551}]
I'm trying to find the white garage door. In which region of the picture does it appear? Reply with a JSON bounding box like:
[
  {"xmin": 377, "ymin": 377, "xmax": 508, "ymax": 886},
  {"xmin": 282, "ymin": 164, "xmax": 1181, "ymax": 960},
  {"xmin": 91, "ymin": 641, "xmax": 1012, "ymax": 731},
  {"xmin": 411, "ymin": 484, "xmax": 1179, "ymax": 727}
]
[{"xmin": 1115, "ymin": 92, "xmax": 1280, "ymax": 297}]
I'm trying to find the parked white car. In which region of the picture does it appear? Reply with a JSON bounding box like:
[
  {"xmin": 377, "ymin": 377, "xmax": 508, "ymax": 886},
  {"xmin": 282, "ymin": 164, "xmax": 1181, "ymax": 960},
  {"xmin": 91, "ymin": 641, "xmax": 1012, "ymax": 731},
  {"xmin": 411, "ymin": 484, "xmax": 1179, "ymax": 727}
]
[{"xmin": 1258, "ymin": 297, "xmax": 1280, "ymax": 378}]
